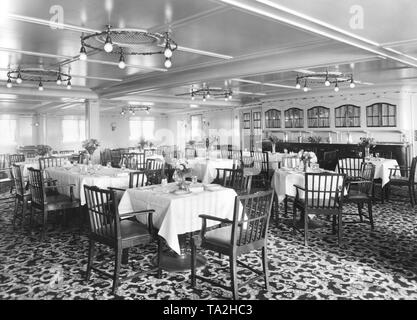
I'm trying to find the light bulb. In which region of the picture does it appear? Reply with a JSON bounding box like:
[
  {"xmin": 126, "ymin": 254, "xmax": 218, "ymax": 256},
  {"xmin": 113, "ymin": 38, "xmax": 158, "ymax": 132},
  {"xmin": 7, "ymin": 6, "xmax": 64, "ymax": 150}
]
[
  {"xmin": 67, "ymin": 80, "xmax": 72, "ymax": 90},
  {"xmin": 334, "ymin": 85, "xmax": 339, "ymax": 92},
  {"xmin": 303, "ymin": 86, "xmax": 308, "ymax": 92},
  {"xmin": 225, "ymin": 94, "xmax": 228, "ymax": 101},
  {"xmin": 203, "ymin": 95, "xmax": 206, "ymax": 102},
  {"xmin": 56, "ymin": 75, "xmax": 62, "ymax": 85},
  {"xmin": 118, "ymin": 54, "xmax": 126, "ymax": 69},
  {"xmin": 104, "ymin": 33, "xmax": 113, "ymax": 53},
  {"xmin": 121, "ymin": 111, "xmax": 125, "ymax": 116},
  {"xmin": 228, "ymin": 92, "xmax": 233, "ymax": 100},
  {"xmin": 207, "ymin": 92, "xmax": 211, "ymax": 99},
  {"xmin": 295, "ymin": 83, "xmax": 301, "ymax": 89},
  {"xmin": 350, "ymin": 78, "xmax": 355, "ymax": 88},
  {"xmin": 132, "ymin": 111, "xmax": 135, "ymax": 116},
  {"xmin": 164, "ymin": 46, "xmax": 173, "ymax": 58},
  {"xmin": 191, "ymin": 94, "xmax": 195, "ymax": 100},
  {"xmin": 79, "ymin": 45, "xmax": 87, "ymax": 60},
  {"xmin": 38, "ymin": 82, "xmax": 44, "ymax": 91},
  {"xmin": 6, "ymin": 78, "xmax": 12, "ymax": 88},
  {"xmin": 164, "ymin": 58, "xmax": 172, "ymax": 68},
  {"xmin": 325, "ymin": 79, "xmax": 330, "ymax": 86},
  {"xmin": 16, "ymin": 74, "xmax": 22, "ymax": 84}
]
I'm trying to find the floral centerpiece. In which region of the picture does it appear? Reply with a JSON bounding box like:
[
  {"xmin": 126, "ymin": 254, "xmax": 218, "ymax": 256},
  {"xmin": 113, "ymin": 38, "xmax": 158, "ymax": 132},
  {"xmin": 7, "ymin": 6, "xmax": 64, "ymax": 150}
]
[
  {"xmin": 82, "ymin": 139, "xmax": 100, "ymax": 162},
  {"xmin": 138, "ymin": 138, "xmax": 148, "ymax": 150},
  {"xmin": 187, "ymin": 140, "xmax": 196, "ymax": 147},
  {"xmin": 268, "ymin": 135, "xmax": 281, "ymax": 153},
  {"xmin": 307, "ymin": 136, "xmax": 322, "ymax": 144},
  {"xmin": 174, "ymin": 159, "xmax": 191, "ymax": 189},
  {"xmin": 298, "ymin": 149, "xmax": 318, "ymax": 172},
  {"xmin": 36, "ymin": 145, "xmax": 52, "ymax": 156},
  {"xmin": 358, "ymin": 137, "xmax": 375, "ymax": 157}
]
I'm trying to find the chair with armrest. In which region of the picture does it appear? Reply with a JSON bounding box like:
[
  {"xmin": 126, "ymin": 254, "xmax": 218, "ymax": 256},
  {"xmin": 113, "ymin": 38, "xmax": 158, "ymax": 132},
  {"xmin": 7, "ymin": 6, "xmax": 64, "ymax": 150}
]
[
  {"xmin": 0, "ymin": 154, "xmax": 14, "ymax": 209},
  {"xmin": 292, "ymin": 172, "xmax": 346, "ymax": 246},
  {"xmin": 83, "ymin": 185, "xmax": 162, "ymax": 294},
  {"xmin": 9, "ymin": 154, "xmax": 25, "ymax": 166},
  {"xmin": 11, "ymin": 164, "xmax": 31, "ymax": 228},
  {"xmin": 38, "ymin": 156, "xmax": 66, "ymax": 170},
  {"xmin": 337, "ymin": 157, "xmax": 363, "ymax": 182},
  {"xmin": 385, "ymin": 156, "xmax": 417, "ymax": 207},
  {"xmin": 214, "ymin": 168, "xmax": 252, "ymax": 195},
  {"xmin": 344, "ymin": 162, "xmax": 376, "ymax": 229},
  {"xmin": 191, "ymin": 190, "xmax": 274, "ymax": 300},
  {"xmin": 28, "ymin": 167, "xmax": 81, "ymax": 240}
]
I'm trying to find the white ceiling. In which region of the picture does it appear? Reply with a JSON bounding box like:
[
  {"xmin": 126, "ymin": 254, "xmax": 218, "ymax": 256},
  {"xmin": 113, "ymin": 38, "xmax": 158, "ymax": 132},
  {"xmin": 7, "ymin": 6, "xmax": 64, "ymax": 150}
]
[{"xmin": 0, "ymin": 0, "xmax": 417, "ymax": 115}]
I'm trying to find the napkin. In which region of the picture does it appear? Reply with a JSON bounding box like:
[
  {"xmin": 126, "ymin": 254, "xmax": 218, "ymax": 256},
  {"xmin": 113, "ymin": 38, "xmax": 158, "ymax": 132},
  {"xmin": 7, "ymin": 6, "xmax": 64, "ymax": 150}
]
[{"xmin": 116, "ymin": 172, "xmax": 129, "ymax": 177}]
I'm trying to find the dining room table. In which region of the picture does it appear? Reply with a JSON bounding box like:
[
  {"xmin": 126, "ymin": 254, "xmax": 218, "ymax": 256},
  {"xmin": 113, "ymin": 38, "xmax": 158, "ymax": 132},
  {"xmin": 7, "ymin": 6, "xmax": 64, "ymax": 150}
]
[
  {"xmin": 336, "ymin": 157, "xmax": 399, "ymax": 188},
  {"xmin": 44, "ymin": 165, "xmax": 131, "ymax": 205},
  {"xmin": 118, "ymin": 182, "xmax": 238, "ymax": 271},
  {"xmin": 186, "ymin": 157, "xmax": 235, "ymax": 183}
]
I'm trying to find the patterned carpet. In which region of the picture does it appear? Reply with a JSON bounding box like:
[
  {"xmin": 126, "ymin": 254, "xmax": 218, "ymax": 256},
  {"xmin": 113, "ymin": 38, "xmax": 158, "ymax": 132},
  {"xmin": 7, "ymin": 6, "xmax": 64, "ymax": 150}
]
[{"xmin": 1, "ymin": 186, "xmax": 417, "ymax": 300}]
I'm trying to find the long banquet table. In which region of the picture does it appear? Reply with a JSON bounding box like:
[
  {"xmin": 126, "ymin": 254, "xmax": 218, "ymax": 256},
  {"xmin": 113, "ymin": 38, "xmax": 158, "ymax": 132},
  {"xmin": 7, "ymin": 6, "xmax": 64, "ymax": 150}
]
[
  {"xmin": 118, "ymin": 183, "xmax": 237, "ymax": 255},
  {"xmin": 45, "ymin": 165, "xmax": 131, "ymax": 205}
]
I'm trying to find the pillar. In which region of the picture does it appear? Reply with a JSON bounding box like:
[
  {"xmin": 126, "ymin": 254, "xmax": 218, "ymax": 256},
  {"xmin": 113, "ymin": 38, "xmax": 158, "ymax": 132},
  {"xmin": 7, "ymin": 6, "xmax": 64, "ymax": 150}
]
[{"xmin": 85, "ymin": 100, "xmax": 101, "ymax": 163}]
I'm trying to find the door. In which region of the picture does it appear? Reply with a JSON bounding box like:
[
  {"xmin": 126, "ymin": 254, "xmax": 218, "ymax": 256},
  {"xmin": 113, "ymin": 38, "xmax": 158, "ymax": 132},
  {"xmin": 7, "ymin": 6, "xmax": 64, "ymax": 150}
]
[{"xmin": 241, "ymin": 108, "xmax": 262, "ymax": 152}]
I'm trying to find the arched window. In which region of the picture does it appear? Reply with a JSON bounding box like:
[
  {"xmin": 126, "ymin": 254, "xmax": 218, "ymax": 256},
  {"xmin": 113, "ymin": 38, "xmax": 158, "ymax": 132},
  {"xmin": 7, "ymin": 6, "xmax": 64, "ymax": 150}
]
[
  {"xmin": 307, "ymin": 106, "xmax": 330, "ymax": 128},
  {"xmin": 265, "ymin": 109, "xmax": 281, "ymax": 128},
  {"xmin": 335, "ymin": 105, "xmax": 360, "ymax": 127},
  {"xmin": 284, "ymin": 108, "xmax": 304, "ymax": 128},
  {"xmin": 366, "ymin": 103, "xmax": 396, "ymax": 127}
]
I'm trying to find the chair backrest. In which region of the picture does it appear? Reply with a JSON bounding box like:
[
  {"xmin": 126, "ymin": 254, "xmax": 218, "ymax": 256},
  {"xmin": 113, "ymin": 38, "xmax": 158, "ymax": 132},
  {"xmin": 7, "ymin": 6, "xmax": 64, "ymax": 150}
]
[
  {"xmin": 357, "ymin": 162, "xmax": 376, "ymax": 195},
  {"xmin": 39, "ymin": 156, "xmax": 65, "ymax": 170},
  {"xmin": 216, "ymin": 168, "xmax": 252, "ymax": 195},
  {"xmin": 0, "ymin": 154, "xmax": 9, "ymax": 169},
  {"xmin": 129, "ymin": 171, "xmax": 147, "ymax": 188},
  {"xmin": 121, "ymin": 153, "xmax": 145, "ymax": 170},
  {"xmin": 220, "ymin": 145, "xmax": 229, "ymax": 159},
  {"xmin": 9, "ymin": 154, "xmax": 25, "ymax": 165},
  {"xmin": 12, "ymin": 164, "xmax": 25, "ymax": 198},
  {"xmin": 110, "ymin": 149, "xmax": 122, "ymax": 167},
  {"xmin": 146, "ymin": 158, "xmax": 165, "ymax": 170},
  {"xmin": 231, "ymin": 190, "xmax": 274, "ymax": 247},
  {"xmin": 408, "ymin": 156, "xmax": 417, "ymax": 183},
  {"xmin": 83, "ymin": 185, "xmax": 120, "ymax": 242},
  {"xmin": 252, "ymin": 151, "xmax": 269, "ymax": 172},
  {"xmin": 60, "ymin": 150, "xmax": 74, "ymax": 155},
  {"xmin": 28, "ymin": 168, "xmax": 45, "ymax": 210},
  {"xmin": 303, "ymin": 173, "xmax": 346, "ymax": 209},
  {"xmin": 321, "ymin": 150, "xmax": 338, "ymax": 171},
  {"xmin": 144, "ymin": 149, "xmax": 155, "ymax": 158},
  {"xmin": 145, "ymin": 168, "xmax": 164, "ymax": 186},
  {"xmin": 26, "ymin": 152, "xmax": 37, "ymax": 159},
  {"xmin": 338, "ymin": 157, "xmax": 363, "ymax": 180}
]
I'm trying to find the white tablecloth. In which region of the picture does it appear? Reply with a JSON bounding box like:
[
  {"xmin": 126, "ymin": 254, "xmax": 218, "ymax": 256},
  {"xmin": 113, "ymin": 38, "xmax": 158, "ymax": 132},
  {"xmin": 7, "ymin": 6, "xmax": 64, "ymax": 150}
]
[
  {"xmin": 45, "ymin": 166, "xmax": 130, "ymax": 205},
  {"xmin": 16, "ymin": 160, "xmax": 40, "ymax": 177},
  {"xmin": 118, "ymin": 183, "xmax": 237, "ymax": 254},
  {"xmin": 271, "ymin": 168, "xmax": 344, "ymax": 203},
  {"xmin": 336, "ymin": 158, "xmax": 399, "ymax": 187},
  {"xmin": 187, "ymin": 158, "xmax": 234, "ymax": 183}
]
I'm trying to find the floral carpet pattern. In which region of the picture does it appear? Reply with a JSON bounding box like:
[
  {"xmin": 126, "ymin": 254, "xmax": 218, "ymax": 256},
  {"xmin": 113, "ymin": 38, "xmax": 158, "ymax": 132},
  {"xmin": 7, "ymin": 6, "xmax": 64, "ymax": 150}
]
[{"xmin": 1, "ymin": 188, "xmax": 417, "ymax": 300}]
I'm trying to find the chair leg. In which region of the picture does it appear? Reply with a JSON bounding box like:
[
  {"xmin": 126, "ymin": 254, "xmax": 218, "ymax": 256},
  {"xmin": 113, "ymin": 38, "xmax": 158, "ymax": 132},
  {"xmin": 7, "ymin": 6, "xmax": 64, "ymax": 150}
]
[
  {"xmin": 156, "ymin": 237, "xmax": 162, "ymax": 279},
  {"xmin": 12, "ymin": 197, "xmax": 18, "ymax": 228},
  {"xmin": 112, "ymin": 249, "xmax": 122, "ymax": 295},
  {"xmin": 409, "ymin": 185, "xmax": 415, "ymax": 207},
  {"xmin": 284, "ymin": 196, "xmax": 288, "ymax": 216},
  {"xmin": 229, "ymin": 254, "xmax": 239, "ymax": 300},
  {"xmin": 304, "ymin": 212, "xmax": 308, "ymax": 247},
  {"xmin": 338, "ymin": 212, "xmax": 342, "ymax": 247},
  {"xmin": 261, "ymin": 246, "xmax": 269, "ymax": 291},
  {"xmin": 368, "ymin": 200, "xmax": 374, "ymax": 230},
  {"xmin": 292, "ymin": 204, "xmax": 297, "ymax": 236},
  {"xmin": 191, "ymin": 237, "xmax": 197, "ymax": 288},
  {"xmin": 357, "ymin": 203, "xmax": 363, "ymax": 222},
  {"xmin": 85, "ymin": 239, "xmax": 95, "ymax": 281},
  {"xmin": 41, "ymin": 210, "xmax": 48, "ymax": 241}
]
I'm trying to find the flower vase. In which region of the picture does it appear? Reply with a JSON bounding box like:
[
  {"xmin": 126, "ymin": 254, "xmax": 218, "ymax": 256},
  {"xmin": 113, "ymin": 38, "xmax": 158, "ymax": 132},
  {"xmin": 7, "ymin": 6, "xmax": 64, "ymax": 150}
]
[
  {"xmin": 272, "ymin": 144, "xmax": 276, "ymax": 154},
  {"xmin": 364, "ymin": 147, "xmax": 370, "ymax": 158},
  {"xmin": 303, "ymin": 160, "xmax": 309, "ymax": 172}
]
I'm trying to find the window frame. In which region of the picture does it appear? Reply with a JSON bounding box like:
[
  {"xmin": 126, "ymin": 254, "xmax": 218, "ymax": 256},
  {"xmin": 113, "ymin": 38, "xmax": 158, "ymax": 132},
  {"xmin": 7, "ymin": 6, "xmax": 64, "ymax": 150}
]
[
  {"xmin": 366, "ymin": 103, "xmax": 396, "ymax": 127},
  {"xmin": 335, "ymin": 104, "xmax": 361, "ymax": 128},
  {"xmin": 307, "ymin": 106, "xmax": 330, "ymax": 128},
  {"xmin": 265, "ymin": 109, "xmax": 281, "ymax": 129},
  {"xmin": 284, "ymin": 108, "xmax": 304, "ymax": 128}
]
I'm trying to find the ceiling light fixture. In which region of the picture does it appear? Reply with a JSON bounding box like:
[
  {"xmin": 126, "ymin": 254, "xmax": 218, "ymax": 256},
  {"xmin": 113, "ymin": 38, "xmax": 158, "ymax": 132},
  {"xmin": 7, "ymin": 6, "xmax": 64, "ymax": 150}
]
[
  {"xmin": 6, "ymin": 77, "xmax": 12, "ymax": 88},
  {"xmin": 303, "ymin": 80, "xmax": 308, "ymax": 92},
  {"xmin": 7, "ymin": 66, "xmax": 72, "ymax": 91},
  {"xmin": 295, "ymin": 77, "xmax": 301, "ymax": 89},
  {"xmin": 118, "ymin": 50, "xmax": 126, "ymax": 69},
  {"xmin": 296, "ymin": 72, "xmax": 356, "ymax": 92},
  {"xmin": 178, "ymin": 85, "xmax": 233, "ymax": 101},
  {"xmin": 80, "ymin": 26, "xmax": 178, "ymax": 69},
  {"xmin": 120, "ymin": 105, "xmax": 151, "ymax": 117}
]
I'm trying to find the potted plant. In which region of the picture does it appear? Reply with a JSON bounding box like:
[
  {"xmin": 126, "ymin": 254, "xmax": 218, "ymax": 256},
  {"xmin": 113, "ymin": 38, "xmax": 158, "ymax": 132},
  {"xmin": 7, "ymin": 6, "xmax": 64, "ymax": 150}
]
[
  {"xmin": 82, "ymin": 139, "xmax": 100, "ymax": 162},
  {"xmin": 358, "ymin": 137, "xmax": 375, "ymax": 158},
  {"xmin": 268, "ymin": 135, "xmax": 280, "ymax": 153},
  {"xmin": 36, "ymin": 145, "xmax": 52, "ymax": 157}
]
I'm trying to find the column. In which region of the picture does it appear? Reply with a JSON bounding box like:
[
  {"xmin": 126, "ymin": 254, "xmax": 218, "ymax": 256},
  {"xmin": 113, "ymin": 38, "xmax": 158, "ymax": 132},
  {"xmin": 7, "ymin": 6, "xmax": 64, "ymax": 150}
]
[
  {"xmin": 33, "ymin": 113, "xmax": 47, "ymax": 145},
  {"xmin": 85, "ymin": 100, "xmax": 101, "ymax": 163}
]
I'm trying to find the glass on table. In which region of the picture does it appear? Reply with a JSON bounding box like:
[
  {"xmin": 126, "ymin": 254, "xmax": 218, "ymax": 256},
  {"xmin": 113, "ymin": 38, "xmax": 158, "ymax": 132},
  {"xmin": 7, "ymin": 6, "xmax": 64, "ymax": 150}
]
[
  {"xmin": 191, "ymin": 175, "xmax": 198, "ymax": 184},
  {"xmin": 375, "ymin": 152, "xmax": 380, "ymax": 159},
  {"xmin": 358, "ymin": 152, "xmax": 363, "ymax": 158},
  {"xmin": 106, "ymin": 161, "xmax": 112, "ymax": 168}
]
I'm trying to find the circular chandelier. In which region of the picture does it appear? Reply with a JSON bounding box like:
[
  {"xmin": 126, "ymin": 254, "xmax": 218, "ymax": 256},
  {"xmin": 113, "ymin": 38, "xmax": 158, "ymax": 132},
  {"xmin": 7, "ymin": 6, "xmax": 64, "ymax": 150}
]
[
  {"xmin": 120, "ymin": 105, "xmax": 151, "ymax": 116},
  {"xmin": 79, "ymin": 25, "xmax": 178, "ymax": 69},
  {"xmin": 295, "ymin": 71, "xmax": 356, "ymax": 92},
  {"xmin": 177, "ymin": 85, "xmax": 233, "ymax": 102},
  {"xmin": 6, "ymin": 66, "xmax": 72, "ymax": 90}
]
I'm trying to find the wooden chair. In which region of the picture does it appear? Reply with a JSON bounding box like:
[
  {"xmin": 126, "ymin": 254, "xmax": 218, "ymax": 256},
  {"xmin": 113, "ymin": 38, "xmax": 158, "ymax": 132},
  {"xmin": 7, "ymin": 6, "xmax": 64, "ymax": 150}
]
[
  {"xmin": 38, "ymin": 156, "xmax": 66, "ymax": 170},
  {"xmin": 214, "ymin": 168, "xmax": 252, "ymax": 195},
  {"xmin": 121, "ymin": 153, "xmax": 145, "ymax": 170},
  {"xmin": 146, "ymin": 158, "xmax": 164, "ymax": 171},
  {"xmin": 337, "ymin": 157, "xmax": 363, "ymax": 182},
  {"xmin": 191, "ymin": 190, "xmax": 274, "ymax": 300},
  {"xmin": 129, "ymin": 171, "xmax": 147, "ymax": 188},
  {"xmin": 252, "ymin": 151, "xmax": 272, "ymax": 189},
  {"xmin": 220, "ymin": 145, "xmax": 229, "ymax": 159},
  {"xmin": 144, "ymin": 149, "xmax": 155, "ymax": 158},
  {"xmin": 9, "ymin": 154, "xmax": 25, "ymax": 166},
  {"xmin": 320, "ymin": 150, "xmax": 338, "ymax": 171},
  {"xmin": 110, "ymin": 149, "xmax": 122, "ymax": 168},
  {"xmin": 26, "ymin": 152, "xmax": 37, "ymax": 159},
  {"xmin": 28, "ymin": 168, "xmax": 81, "ymax": 240},
  {"xmin": 292, "ymin": 172, "xmax": 346, "ymax": 246},
  {"xmin": 83, "ymin": 185, "xmax": 162, "ymax": 294},
  {"xmin": 385, "ymin": 156, "xmax": 417, "ymax": 207},
  {"xmin": 344, "ymin": 163, "xmax": 376, "ymax": 229},
  {"xmin": 11, "ymin": 164, "xmax": 31, "ymax": 228},
  {"xmin": 0, "ymin": 154, "xmax": 14, "ymax": 208}
]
